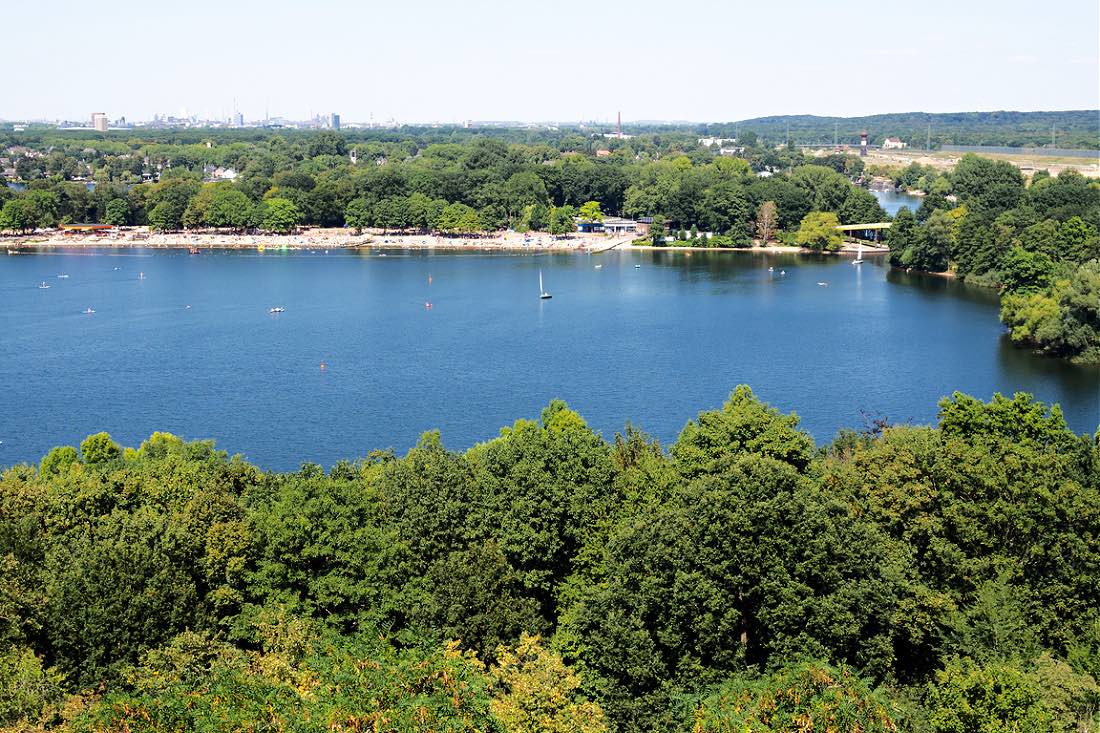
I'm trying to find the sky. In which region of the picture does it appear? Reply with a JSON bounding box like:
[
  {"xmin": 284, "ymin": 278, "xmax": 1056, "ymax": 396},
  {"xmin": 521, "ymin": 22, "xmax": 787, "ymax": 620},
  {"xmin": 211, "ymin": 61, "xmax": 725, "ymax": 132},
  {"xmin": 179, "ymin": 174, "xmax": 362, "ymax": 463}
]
[{"xmin": 5, "ymin": 0, "xmax": 1098, "ymax": 124}]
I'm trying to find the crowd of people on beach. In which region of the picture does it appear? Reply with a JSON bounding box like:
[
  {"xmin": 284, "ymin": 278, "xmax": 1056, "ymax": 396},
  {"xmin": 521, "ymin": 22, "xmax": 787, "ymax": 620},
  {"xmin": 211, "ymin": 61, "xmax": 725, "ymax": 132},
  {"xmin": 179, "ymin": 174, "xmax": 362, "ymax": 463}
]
[{"xmin": 12, "ymin": 226, "xmax": 625, "ymax": 251}]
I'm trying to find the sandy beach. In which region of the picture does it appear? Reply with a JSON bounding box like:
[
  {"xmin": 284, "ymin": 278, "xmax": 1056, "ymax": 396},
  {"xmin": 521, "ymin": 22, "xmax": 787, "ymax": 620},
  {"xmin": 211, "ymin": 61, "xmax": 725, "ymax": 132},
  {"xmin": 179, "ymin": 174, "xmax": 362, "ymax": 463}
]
[
  {"xmin": 4, "ymin": 228, "xmax": 886, "ymax": 257},
  {"xmin": 3, "ymin": 227, "xmax": 635, "ymax": 252}
]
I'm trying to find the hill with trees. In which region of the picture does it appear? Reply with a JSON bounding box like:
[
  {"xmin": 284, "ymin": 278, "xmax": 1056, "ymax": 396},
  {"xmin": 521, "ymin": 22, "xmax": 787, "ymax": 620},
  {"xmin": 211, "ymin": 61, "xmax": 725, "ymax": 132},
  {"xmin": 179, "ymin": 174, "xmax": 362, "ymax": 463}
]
[{"xmin": 702, "ymin": 110, "xmax": 1100, "ymax": 150}]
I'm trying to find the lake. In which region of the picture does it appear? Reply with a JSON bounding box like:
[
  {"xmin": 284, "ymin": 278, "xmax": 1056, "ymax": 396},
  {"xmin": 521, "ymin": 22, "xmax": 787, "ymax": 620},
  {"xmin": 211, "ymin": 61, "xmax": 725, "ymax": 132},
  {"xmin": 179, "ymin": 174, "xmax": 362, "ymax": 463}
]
[
  {"xmin": 871, "ymin": 188, "xmax": 922, "ymax": 216},
  {"xmin": 1, "ymin": 247, "xmax": 1096, "ymax": 471}
]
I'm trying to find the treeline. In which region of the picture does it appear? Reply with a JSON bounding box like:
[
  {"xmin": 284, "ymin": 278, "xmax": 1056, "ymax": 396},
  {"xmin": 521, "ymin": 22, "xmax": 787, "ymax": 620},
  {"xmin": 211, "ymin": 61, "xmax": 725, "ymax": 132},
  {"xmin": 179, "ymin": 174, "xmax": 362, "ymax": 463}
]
[
  {"xmin": 0, "ymin": 129, "xmax": 890, "ymax": 248},
  {"xmin": 2, "ymin": 389, "xmax": 1099, "ymax": 732},
  {"xmin": 718, "ymin": 110, "xmax": 1100, "ymax": 150},
  {"xmin": 879, "ymin": 154, "xmax": 1100, "ymax": 363}
]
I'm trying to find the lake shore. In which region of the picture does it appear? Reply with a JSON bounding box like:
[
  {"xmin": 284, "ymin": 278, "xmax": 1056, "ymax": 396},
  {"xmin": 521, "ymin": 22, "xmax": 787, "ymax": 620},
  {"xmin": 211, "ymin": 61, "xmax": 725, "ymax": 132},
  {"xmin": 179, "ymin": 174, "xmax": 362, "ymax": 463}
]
[
  {"xmin": 630, "ymin": 241, "xmax": 889, "ymax": 255},
  {"xmin": 4, "ymin": 228, "xmax": 888, "ymax": 257},
  {"xmin": 3, "ymin": 227, "xmax": 633, "ymax": 252}
]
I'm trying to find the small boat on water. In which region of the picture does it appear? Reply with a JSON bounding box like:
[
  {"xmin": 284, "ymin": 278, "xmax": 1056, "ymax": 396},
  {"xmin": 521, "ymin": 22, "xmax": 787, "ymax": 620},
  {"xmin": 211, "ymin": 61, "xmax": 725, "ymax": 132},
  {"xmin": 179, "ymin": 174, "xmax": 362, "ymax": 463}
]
[
  {"xmin": 634, "ymin": 264, "xmax": 641, "ymax": 268},
  {"xmin": 57, "ymin": 273, "xmax": 69, "ymax": 279},
  {"xmin": 852, "ymin": 241, "xmax": 864, "ymax": 265},
  {"xmin": 38, "ymin": 282, "xmax": 50, "ymax": 289},
  {"xmin": 83, "ymin": 307, "xmax": 95, "ymax": 314},
  {"xmin": 768, "ymin": 267, "xmax": 774, "ymax": 272},
  {"xmin": 594, "ymin": 264, "xmax": 602, "ymax": 269},
  {"xmin": 139, "ymin": 272, "xmax": 145, "ymax": 280},
  {"xmin": 539, "ymin": 270, "xmax": 552, "ymax": 300},
  {"xmin": 269, "ymin": 306, "xmax": 285, "ymax": 314},
  {"xmin": 189, "ymin": 247, "xmax": 200, "ymax": 255},
  {"xmin": 817, "ymin": 282, "xmax": 829, "ymax": 287}
]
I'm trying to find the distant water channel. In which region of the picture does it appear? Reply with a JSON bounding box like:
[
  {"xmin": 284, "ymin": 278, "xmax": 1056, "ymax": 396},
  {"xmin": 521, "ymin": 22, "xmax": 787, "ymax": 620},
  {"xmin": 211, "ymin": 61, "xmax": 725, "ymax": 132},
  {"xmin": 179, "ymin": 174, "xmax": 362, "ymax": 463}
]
[
  {"xmin": 871, "ymin": 188, "xmax": 922, "ymax": 216},
  {"xmin": 1, "ymin": 247, "xmax": 1096, "ymax": 471}
]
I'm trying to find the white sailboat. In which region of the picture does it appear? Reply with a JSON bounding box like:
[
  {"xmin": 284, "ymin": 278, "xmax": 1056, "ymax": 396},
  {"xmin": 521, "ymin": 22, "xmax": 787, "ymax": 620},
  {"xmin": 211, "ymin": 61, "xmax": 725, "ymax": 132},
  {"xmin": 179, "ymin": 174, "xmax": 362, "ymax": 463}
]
[
  {"xmin": 852, "ymin": 240, "xmax": 864, "ymax": 265},
  {"xmin": 539, "ymin": 270, "xmax": 552, "ymax": 299}
]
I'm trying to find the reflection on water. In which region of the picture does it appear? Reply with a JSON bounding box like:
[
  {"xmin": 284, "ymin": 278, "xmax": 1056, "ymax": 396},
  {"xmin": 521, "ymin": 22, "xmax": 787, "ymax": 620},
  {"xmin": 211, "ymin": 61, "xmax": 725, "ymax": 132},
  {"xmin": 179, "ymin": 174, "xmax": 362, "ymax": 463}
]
[
  {"xmin": 885, "ymin": 268, "xmax": 1001, "ymax": 306},
  {"xmin": 871, "ymin": 188, "xmax": 923, "ymax": 217}
]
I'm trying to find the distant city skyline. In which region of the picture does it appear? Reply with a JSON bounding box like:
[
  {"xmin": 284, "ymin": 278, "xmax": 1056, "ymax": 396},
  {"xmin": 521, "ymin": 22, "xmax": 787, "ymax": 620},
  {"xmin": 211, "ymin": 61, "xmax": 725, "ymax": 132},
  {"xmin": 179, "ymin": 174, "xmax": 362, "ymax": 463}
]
[{"xmin": 4, "ymin": 0, "xmax": 1098, "ymax": 123}]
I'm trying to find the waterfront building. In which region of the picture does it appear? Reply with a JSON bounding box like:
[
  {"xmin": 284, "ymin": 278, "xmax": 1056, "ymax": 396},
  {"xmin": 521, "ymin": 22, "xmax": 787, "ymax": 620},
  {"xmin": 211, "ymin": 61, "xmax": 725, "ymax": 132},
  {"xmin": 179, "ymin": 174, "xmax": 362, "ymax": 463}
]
[
  {"xmin": 575, "ymin": 216, "xmax": 639, "ymax": 234},
  {"xmin": 91, "ymin": 112, "xmax": 108, "ymax": 132}
]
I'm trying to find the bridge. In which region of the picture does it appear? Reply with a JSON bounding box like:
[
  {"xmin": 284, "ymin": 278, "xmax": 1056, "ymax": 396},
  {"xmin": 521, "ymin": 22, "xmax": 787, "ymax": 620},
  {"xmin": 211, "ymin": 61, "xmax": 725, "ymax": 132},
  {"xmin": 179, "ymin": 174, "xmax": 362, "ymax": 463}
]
[
  {"xmin": 836, "ymin": 222, "xmax": 891, "ymax": 244},
  {"xmin": 835, "ymin": 222, "xmax": 891, "ymax": 232}
]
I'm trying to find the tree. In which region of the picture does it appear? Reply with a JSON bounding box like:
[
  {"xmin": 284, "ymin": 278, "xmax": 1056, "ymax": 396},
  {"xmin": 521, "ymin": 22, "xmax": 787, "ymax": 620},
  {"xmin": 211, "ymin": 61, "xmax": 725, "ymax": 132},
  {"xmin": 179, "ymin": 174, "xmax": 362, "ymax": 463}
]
[
  {"xmin": 548, "ymin": 205, "xmax": 576, "ymax": 236},
  {"xmin": 795, "ymin": 211, "xmax": 843, "ymax": 251},
  {"xmin": 839, "ymin": 186, "xmax": 887, "ymax": 225},
  {"xmin": 490, "ymin": 634, "xmax": 608, "ymax": 733},
  {"xmin": 260, "ymin": 197, "xmax": 302, "ymax": 233},
  {"xmin": 904, "ymin": 208, "xmax": 954, "ymax": 272},
  {"xmin": 204, "ymin": 187, "xmax": 253, "ymax": 230},
  {"xmin": 700, "ymin": 181, "xmax": 752, "ymax": 238},
  {"xmin": 148, "ymin": 200, "xmax": 183, "ymax": 232},
  {"xmin": 951, "ymin": 154, "xmax": 1025, "ymax": 214},
  {"xmin": 791, "ymin": 165, "xmax": 851, "ymax": 212},
  {"xmin": 373, "ymin": 196, "xmax": 410, "ymax": 232},
  {"xmin": 344, "ymin": 197, "xmax": 371, "ymax": 234},
  {"xmin": 578, "ymin": 200, "xmax": 604, "ymax": 223},
  {"xmin": 1000, "ymin": 246, "xmax": 1055, "ymax": 294},
  {"xmin": 0, "ymin": 199, "xmax": 36, "ymax": 233},
  {"xmin": 103, "ymin": 198, "xmax": 129, "ymax": 226},
  {"xmin": 926, "ymin": 659, "xmax": 1057, "ymax": 733},
  {"xmin": 306, "ymin": 130, "xmax": 347, "ymax": 158},
  {"xmin": 405, "ymin": 192, "xmax": 436, "ymax": 231},
  {"xmin": 755, "ymin": 200, "xmax": 777, "ymax": 243},
  {"xmin": 520, "ymin": 203, "xmax": 549, "ymax": 232},
  {"xmin": 39, "ymin": 445, "xmax": 79, "ymax": 476},
  {"xmin": 413, "ymin": 541, "xmax": 545, "ymax": 662},
  {"xmin": 0, "ymin": 646, "xmax": 65, "ymax": 727},
  {"xmin": 504, "ymin": 172, "xmax": 549, "ymax": 221},
  {"xmin": 886, "ymin": 207, "xmax": 917, "ymax": 266},
  {"xmin": 80, "ymin": 432, "xmax": 120, "ymax": 464},
  {"xmin": 649, "ymin": 214, "xmax": 666, "ymax": 245},
  {"xmin": 693, "ymin": 663, "xmax": 897, "ymax": 733},
  {"xmin": 439, "ymin": 202, "xmax": 482, "ymax": 234}
]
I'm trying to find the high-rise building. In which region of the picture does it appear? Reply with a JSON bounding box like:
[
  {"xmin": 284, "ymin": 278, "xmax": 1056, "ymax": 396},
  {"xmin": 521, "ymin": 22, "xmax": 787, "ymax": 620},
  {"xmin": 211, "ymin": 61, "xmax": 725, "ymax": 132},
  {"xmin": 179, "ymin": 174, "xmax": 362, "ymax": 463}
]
[
  {"xmin": 91, "ymin": 112, "xmax": 108, "ymax": 132},
  {"xmin": 234, "ymin": 112, "xmax": 244, "ymax": 127},
  {"xmin": 329, "ymin": 113, "xmax": 340, "ymax": 130}
]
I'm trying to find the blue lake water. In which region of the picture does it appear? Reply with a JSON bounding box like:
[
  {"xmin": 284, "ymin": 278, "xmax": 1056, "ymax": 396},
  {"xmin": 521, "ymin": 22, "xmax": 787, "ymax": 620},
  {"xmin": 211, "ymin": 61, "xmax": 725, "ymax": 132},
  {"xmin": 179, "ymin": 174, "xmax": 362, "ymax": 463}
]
[
  {"xmin": 1, "ymin": 247, "xmax": 1096, "ymax": 471},
  {"xmin": 871, "ymin": 188, "xmax": 922, "ymax": 216}
]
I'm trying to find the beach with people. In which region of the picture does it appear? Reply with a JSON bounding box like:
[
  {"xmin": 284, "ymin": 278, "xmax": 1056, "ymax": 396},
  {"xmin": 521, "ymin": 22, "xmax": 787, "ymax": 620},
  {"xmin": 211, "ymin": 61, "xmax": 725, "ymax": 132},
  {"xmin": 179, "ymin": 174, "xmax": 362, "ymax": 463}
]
[{"xmin": 4, "ymin": 227, "xmax": 637, "ymax": 252}]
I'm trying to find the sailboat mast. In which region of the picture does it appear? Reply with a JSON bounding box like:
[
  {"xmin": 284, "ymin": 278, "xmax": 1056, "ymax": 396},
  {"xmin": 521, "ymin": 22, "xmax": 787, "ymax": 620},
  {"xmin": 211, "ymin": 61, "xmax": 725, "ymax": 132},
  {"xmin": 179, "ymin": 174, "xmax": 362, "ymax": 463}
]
[{"xmin": 539, "ymin": 270, "xmax": 543, "ymax": 293}]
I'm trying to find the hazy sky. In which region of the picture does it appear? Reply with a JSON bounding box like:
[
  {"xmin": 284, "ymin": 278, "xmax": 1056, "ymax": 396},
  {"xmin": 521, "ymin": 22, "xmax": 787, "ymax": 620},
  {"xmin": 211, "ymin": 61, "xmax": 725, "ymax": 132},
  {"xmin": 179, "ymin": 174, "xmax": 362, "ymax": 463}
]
[{"xmin": 6, "ymin": 0, "xmax": 1098, "ymax": 123}]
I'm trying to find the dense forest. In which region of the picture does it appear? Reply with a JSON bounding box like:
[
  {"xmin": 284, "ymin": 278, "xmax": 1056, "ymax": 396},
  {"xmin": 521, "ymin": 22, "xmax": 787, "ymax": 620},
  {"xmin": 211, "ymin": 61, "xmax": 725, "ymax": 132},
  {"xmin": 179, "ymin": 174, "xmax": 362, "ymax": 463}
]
[
  {"xmin": 1, "ymin": 389, "xmax": 1098, "ymax": 732},
  {"xmin": 1, "ymin": 127, "xmax": 1098, "ymax": 361},
  {"xmin": 876, "ymin": 156, "xmax": 1100, "ymax": 363}
]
